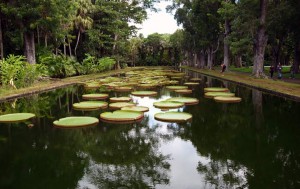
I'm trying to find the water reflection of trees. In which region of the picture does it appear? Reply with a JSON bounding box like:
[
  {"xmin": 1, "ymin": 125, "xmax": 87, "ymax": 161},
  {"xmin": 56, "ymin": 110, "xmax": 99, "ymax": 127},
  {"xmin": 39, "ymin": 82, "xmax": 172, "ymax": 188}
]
[
  {"xmin": 173, "ymin": 85, "xmax": 300, "ymax": 189},
  {"xmin": 79, "ymin": 124, "xmax": 171, "ymax": 188}
]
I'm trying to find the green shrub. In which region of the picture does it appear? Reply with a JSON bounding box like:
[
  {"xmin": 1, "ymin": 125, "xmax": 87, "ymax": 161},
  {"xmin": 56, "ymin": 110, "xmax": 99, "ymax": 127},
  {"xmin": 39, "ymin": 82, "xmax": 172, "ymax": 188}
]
[
  {"xmin": 97, "ymin": 57, "xmax": 116, "ymax": 72},
  {"xmin": 0, "ymin": 54, "xmax": 45, "ymax": 88},
  {"xmin": 82, "ymin": 54, "xmax": 98, "ymax": 74},
  {"xmin": 39, "ymin": 54, "xmax": 78, "ymax": 78}
]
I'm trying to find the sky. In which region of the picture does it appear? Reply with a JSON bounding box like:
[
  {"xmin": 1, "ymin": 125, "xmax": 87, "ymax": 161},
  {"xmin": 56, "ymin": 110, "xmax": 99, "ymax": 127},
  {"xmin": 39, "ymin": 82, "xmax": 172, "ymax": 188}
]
[{"xmin": 137, "ymin": 1, "xmax": 182, "ymax": 37}]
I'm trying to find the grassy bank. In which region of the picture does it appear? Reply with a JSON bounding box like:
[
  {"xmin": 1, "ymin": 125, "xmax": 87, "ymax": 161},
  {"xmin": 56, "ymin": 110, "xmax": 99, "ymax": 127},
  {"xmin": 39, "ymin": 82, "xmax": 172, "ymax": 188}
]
[
  {"xmin": 182, "ymin": 66, "xmax": 300, "ymax": 101},
  {"xmin": 0, "ymin": 67, "xmax": 145, "ymax": 102}
]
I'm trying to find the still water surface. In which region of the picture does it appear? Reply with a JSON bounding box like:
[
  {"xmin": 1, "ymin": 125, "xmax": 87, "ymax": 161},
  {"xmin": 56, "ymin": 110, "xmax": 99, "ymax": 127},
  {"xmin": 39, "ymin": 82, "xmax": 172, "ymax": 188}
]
[{"xmin": 0, "ymin": 71, "xmax": 300, "ymax": 189}]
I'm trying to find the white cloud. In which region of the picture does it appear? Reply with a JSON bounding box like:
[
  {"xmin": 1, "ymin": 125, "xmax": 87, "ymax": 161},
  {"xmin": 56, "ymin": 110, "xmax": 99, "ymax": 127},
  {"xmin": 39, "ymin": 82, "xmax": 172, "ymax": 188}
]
[{"xmin": 137, "ymin": 1, "xmax": 182, "ymax": 37}]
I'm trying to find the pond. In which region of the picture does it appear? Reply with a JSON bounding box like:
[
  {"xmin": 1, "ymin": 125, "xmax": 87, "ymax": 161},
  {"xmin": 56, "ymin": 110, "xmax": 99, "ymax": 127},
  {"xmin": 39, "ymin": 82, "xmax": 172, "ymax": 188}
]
[{"xmin": 0, "ymin": 69, "xmax": 300, "ymax": 189}]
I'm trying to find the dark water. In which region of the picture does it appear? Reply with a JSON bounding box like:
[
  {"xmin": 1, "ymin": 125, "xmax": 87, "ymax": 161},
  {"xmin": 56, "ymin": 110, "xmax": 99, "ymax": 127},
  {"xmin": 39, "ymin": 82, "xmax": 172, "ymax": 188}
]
[{"xmin": 0, "ymin": 71, "xmax": 300, "ymax": 189}]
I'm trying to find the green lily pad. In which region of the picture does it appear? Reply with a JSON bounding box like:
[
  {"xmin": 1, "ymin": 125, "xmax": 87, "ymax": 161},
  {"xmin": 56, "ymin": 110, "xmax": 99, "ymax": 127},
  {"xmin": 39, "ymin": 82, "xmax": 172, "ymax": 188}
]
[
  {"xmin": 100, "ymin": 110, "xmax": 144, "ymax": 124},
  {"xmin": 190, "ymin": 78, "xmax": 202, "ymax": 82},
  {"xmin": 204, "ymin": 87, "xmax": 229, "ymax": 92},
  {"xmin": 82, "ymin": 93, "xmax": 109, "ymax": 100},
  {"xmin": 204, "ymin": 92, "xmax": 235, "ymax": 98},
  {"xmin": 153, "ymin": 101, "xmax": 184, "ymax": 109},
  {"xmin": 73, "ymin": 101, "xmax": 108, "ymax": 111},
  {"xmin": 166, "ymin": 97, "xmax": 199, "ymax": 105},
  {"xmin": 114, "ymin": 86, "xmax": 133, "ymax": 92},
  {"xmin": 154, "ymin": 112, "xmax": 192, "ymax": 123},
  {"xmin": 131, "ymin": 91, "xmax": 158, "ymax": 97},
  {"xmin": 109, "ymin": 102, "xmax": 136, "ymax": 110},
  {"xmin": 0, "ymin": 113, "xmax": 36, "ymax": 123},
  {"xmin": 121, "ymin": 106, "xmax": 149, "ymax": 112},
  {"xmin": 84, "ymin": 82, "xmax": 101, "ymax": 89},
  {"xmin": 184, "ymin": 82, "xmax": 199, "ymax": 86},
  {"xmin": 166, "ymin": 86, "xmax": 188, "ymax": 90},
  {"xmin": 110, "ymin": 97, "xmax": 132, "ymax": 102},
  {"xmin": 174, "ymin": 89, "xmax": 193, "ymax": 94},
  {"xmin": 214, "ymin": 96, "xmax": 242, "ymax": 103},
  {"xmin": 53, "ymin": 117, "xmax": 99, "ymax": 128},
  {"xmin": 137, "ymin": 84, "xmax": 157, "ymax": 89}
]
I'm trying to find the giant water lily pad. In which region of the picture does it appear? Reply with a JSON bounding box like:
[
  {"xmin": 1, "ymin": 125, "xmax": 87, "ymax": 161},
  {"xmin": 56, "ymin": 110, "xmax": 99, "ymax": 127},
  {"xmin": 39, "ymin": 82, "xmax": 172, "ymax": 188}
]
[
  {"xmin": 110, "ymin": 97, "xmax": 132, "ymax": 102},
  {"xmin": 190, "ymin": 78, "xmax": 202, "ymax": 82},
  {"xmin": 166, "ymin": 97, "xmax": 199, "ymax": 105},
  {"xmin": 214, "ymin": 96, "xmax": 242, "ymax": 103},
  {"xmin": 204, "ymin": 92, "xmax": 235, "ymax": 98},
  {"xmin": 154, "ymin": 112, "xmax": 192, "ymax": 123},
  {"xmin": 100, "ymin": 110, "xmax": 144, "ymax": 124},
  {"xmin": 131, "ymin": 91, "xmax": 158, "ymax": 97},
  {"xmin": 137, "ymin": 84, "xmax": 157, "ymax": 89},
  {"xmin": 174, "ymin": 89, "xmax": 193, "ymax": 94},
  {"xmin": 204, "ymin": 87, "xmax": 229, "ymax": 92},
  {"xmin": 84, "ymin": 82, "xmax": 101, "ymax": 89},
  {"xmin": 109, "ymin": 102, "xmax": 135, "ymax": 110},
  {"xmin": 153, "ymin": 101, "xmax": 184, "ymax": 109},
  {"xmin": 53, "ymin": 117, "xmax": 99, "ymax": 128},
  {"xmin": 73, "ymin": 101, "xmax": 108, "ymax": 111},
  {"xmin": 82, "ymin": 93, "xmax": 109, "ymax": 100},
  {"xmin": 114, "ymin": 86, "xmax": 133, "ymax": 92},
  {"xmin": 0, "ymin": 113, "xmax": 36, "ymax": 123},
  {"xmin": 166, "ymin": 86, "xmax": 188, "ymax": 90},
  {"xmin": 121, "ymin": 106, "xmax": 149, "ymax": 112},
  {"xmin": 184, "ymin": 82, "xmax": 199, "ymax": 86}
]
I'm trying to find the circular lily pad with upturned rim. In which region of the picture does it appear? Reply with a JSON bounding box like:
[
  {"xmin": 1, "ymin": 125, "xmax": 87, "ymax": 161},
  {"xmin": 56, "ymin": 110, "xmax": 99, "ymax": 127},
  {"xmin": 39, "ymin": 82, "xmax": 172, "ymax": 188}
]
[
  {"xmin": 100, "ymin": 110, "xmax": 144, "ymax": 124},
  {"xmin": 204, "ymin": 92, "xmax": 235, "ymax": 98},
  {"xmin": 174, "ymin": 89, "xmax": 193, "ymax": 94},
  {"xmin": 204, "ymin": 87, "xmax": 229, "ymax": 92},
  {"xmin": 166, "ymin": 97, "xmax": 199, "ymax": 105},
  {"xmin": 0, "ymin": 113, "xmax": 36, "ymax": 123},
  {"xmin": 153, "ymin": 101, "xmax": 184, "ymax": 109},
  {"xmin": 84, "ymin": 82, "xmax": 101, "ymax": 89},
  {"xmin": 53, "ymin": 117, "xmax": 99, "ymax": 128},
  {"xmin": 121, "ymin": 106, "xmax": 149, "ymax": 112},
  {"xmin": 82, "ymin": 93, "xmax": 109, "ymax": 100},
  {"xmin": 110, "ymin": 97, "xmax": 132, "ymax": 102},
  {"xmin": 166, "ymin": 86, "xmax": 188, "ymax": 90},
  {"xmin": 73, "ymin": 101, "xmax": 108, "ymax": 111},
  {"xmin": 184, "ymin": 82, "xmax": 199, "ymax": 86},
  {"xmin": 190, "ymin": 78, "xmax": 202, "ymax": 82},
  {"xmin": 137, "ymin": 84, "xmax": 158, "ymax": 89},
  {"xmin": 109, "ymin": 102, "xmax": 135, "ymax": 110},
  {"xmin": 154, "ymin": 112, "xmax": 192, "ymax": 123},
  {"xmin": 114, "ymin": 86, "xmax": 133, "ymax": 92},
  {"xmin": 131, "ymin": 91, "xmax": 158, "ymax": 97},
  {"xmin": 214, "ymin": 96, "xmax": 242, "ymax": 103}
]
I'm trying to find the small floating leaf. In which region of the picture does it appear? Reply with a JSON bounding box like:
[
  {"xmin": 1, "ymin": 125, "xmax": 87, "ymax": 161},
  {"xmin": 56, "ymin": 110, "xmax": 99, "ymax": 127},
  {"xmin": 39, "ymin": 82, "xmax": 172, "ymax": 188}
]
[
  {"xmin": 53, "ymin": 117, "xmax": 99, "ymax": 128},
  {"xmin": 153, "ymin": 101, "xmax": 184, "ymax": 109},
  {"xmin": 100, "ymin": 110, "xmax": 144, "ymax": 124},
  {"xmin": 214, "ymin": 96, "xmax": 242, "ymax": 103},
  {"xmin": 121, "ymin": 106, "xmax": 149, "ymax": 112},
  {"xmin": 166, "ymin": 97, "xmax": 199, "ymax": 105},
  {"xmin": 154, "ymin": 112, "xmax": 192, "ymax": 123},
  {"xmin": 131, "ymin": 91, "xmax": 158, "ymax": 97},
  {"xmin": 82, "ymin": 93, "xmax": 109, "ymax": 100},
  {"xmin": 73, "ymin": 101, "xmax": 108, "ymax": 111},
  {"xmin": 0, "ymin": 113, "xmax": 36, "ymax": 123},
  {"xmin": 204, "ymin": 87, "xmax": 229, "ymax": 92}
]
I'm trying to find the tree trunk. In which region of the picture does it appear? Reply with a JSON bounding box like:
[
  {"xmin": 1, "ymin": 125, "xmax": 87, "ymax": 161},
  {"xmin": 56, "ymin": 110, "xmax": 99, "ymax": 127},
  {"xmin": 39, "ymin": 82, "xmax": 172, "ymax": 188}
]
[
  {"xmin": 200, "ymin": 50, "xmax": 206, "ymax": 68},
  {"xmin": 207, "ymin": 48, "xmax": 213, "ymax": 69},
  {"xmin": 37, "ymin": 25, "xmax": 40, "ymax": 45},
  {"xmin": 252, "ymin": 0, "xmax": 268, "ymax": 78},
  {"xmin": 235, "ymin": 54, "xmax": 242, "ymax": 67},
  {"xmin": 112, "ymin": 34, "xmax": 119, "ymax": 55},
  {"xmin": 24, "ymin": 31, "xmax": 36, "ymax": 64},
  {"xmin": 63, "ymin": 37, "xmax": 66, "ymax": 56},
  {"xmin": 294, "ymin": 38, "xmax": 300, "ymax": 74},
  {"xmin": 45, "ymin": 34, "xmax": 48, "ymax": 47},
  {"xmin": 224, "ymin": 19, "xmax": 230, "ymax": 70},
  {"xmin": 74, "ymin": 30, "xmax": 81, "ymax": 57},
  {"xmin": 0, "ymin": 17, "xmax": 4, "ymax": 60}
]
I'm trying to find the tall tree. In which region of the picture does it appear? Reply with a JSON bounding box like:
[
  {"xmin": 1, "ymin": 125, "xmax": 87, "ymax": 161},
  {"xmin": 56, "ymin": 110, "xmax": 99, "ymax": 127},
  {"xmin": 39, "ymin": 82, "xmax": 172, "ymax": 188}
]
[{"xmin": 252, "ymin": 0, "xmax": 268, "ymax": 78}]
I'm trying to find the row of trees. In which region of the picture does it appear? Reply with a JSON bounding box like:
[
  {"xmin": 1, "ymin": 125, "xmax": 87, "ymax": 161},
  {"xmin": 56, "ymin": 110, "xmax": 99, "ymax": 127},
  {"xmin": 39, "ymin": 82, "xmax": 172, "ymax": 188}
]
[
  {"xmin": 0, "ymin": 0, "xmax": 159, "ymax": 65},
  {"xmin": 167, "ymin": 0, "xmax": 300, "ymax": 77}
]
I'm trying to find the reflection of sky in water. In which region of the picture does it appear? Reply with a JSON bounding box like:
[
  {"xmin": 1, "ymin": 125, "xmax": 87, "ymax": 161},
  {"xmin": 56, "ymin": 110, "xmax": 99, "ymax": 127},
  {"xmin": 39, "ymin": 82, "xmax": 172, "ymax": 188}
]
[{"xmin": 77, "ymin": 89, "xmax": 249, "ymax": 189}]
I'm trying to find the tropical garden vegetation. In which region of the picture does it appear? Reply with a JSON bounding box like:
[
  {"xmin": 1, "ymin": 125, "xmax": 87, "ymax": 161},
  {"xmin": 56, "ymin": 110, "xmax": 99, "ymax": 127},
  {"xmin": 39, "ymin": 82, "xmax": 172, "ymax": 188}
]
[{"xmin": 0, "ymin": 0, "xmax": 299, "ymax": 90}]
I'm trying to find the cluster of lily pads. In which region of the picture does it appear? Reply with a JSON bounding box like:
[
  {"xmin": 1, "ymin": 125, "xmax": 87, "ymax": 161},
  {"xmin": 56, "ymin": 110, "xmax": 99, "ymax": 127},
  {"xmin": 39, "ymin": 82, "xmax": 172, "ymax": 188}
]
[
  {"xmin": 204, "ymin": 87, "xmax": 242, "ymax": 103},
  {"xmin": 0, "ymin": 69, "xmax": 203, "ymax": 127}
]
